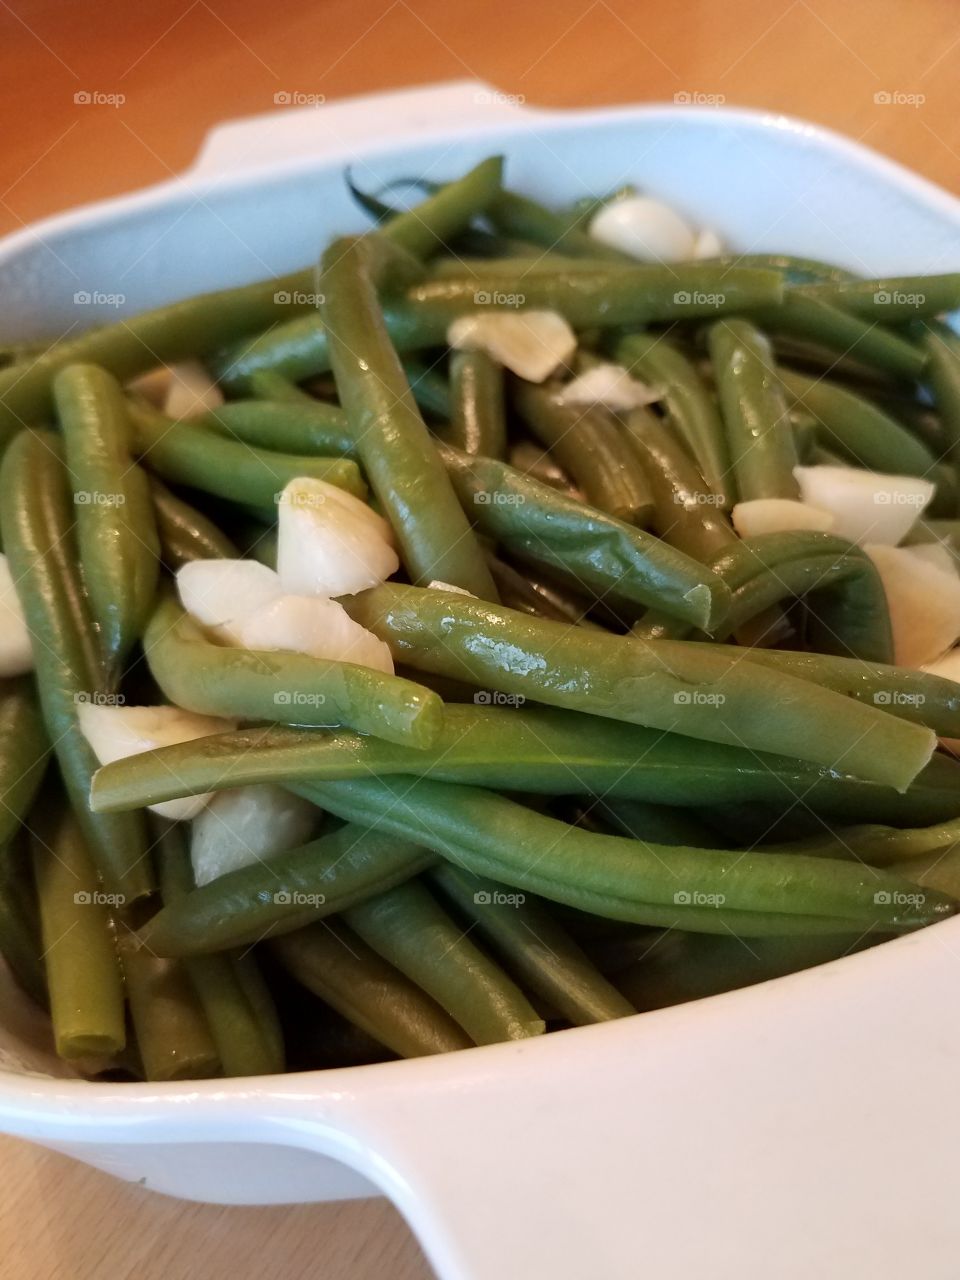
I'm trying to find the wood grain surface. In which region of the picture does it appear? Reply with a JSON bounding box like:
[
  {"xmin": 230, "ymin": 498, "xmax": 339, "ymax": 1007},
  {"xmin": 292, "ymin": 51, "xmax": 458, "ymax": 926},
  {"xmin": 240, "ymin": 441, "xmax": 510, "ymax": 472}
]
[{"xmin": 1, "ymin": 1, "xmax": 956, "ymax": 1276}]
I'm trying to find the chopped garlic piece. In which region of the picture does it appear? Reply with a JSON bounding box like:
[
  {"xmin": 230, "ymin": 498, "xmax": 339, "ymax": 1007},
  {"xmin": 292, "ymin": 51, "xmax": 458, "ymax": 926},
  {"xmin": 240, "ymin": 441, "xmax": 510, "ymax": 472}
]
[{"xmin": 448, "ymin": 311, "xmax": 576, "ymax": 383}]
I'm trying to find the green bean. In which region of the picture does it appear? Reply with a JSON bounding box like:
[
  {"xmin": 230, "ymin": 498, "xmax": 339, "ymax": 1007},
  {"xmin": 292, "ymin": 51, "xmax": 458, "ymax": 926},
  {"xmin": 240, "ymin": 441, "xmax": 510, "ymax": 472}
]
[
  {"xmin": 430, "ymin": 864, "xmax": 634, "ymax": 1025},
  {"xmin": 922, "ymin": 323, "xmax": 960, "ymax": 472},
  {"xmin": 118, "ymin": 931, "xmax": 220, "ymax": 1081},
  {"xmin": 31, "ymin": 803, "xmax": 125, "ymax": 1059},
  {"xmin": 439, "ymin": 444, "xmax": 729, "ymax": 631},
  {"xmin": 130, "ymin": 402, "xmax": 366, "ymax": 506},
  {"xmin": 485, "ymin": 556, "xmax": 587, "ymax": 623},
  {"xmin": 888, "ymin": 846, "xmax": 960, "ymax": 900},
  {"xmin": 710, "ymin": 532, "xmax": 894, "ymax": 663},
  {"xmin": 89, "ymin": 704, "xmax": 960, "ymax": 830},
  {"xmin": 448, "ymin": 349, "xmax": 507, "ymax": 457},
  {"xmin": 156, "ymin": 820, "xmax": 284, "ymax": 1075},
  {"xmin": 487, "ymin": 189, "xmax": 633, "ymax": 261},
  {"xmin": 0, "ymin": 678, "xmax": 49, "ymax": 849},
  {"xmin": 0, "ymin": 836, "xmax": 46, "ymax": 1007},
  {"xmin": 0, "ymin": 431, "xmax": 152, "ymax": 897},
  {"xmin": 270, "ymin": 922, "xmax": 472, "ymax": 1057},
  {"xmin": 590, "ymin": 797, "xmax": 720, "ymax": 848},
  {"xmin": 377, "ymin": 156, "xmax": 504, "ymax": 259},
  {"xmin": 777, "ymin": 368, "xmax": 937, "ymax": 477},
  {"xmin": 0, "ymin": 267, "xmax": 321, "ymax": 447},
  {"xmin": 142, "ymin": 820, "xmax": 435, "ymax": 957},
  {"xmin": 799, "ymin": 274, "xmax": 960, "ymax": 319},
  {"xmin": 753, "ymin": 293, "xmax": 925, "ymax": 380},
  {"xmin": 344, "ymin": 582, "xmax": 932, "ymax": 790},
  {"xmin": 321, "ymin": 235, "xmax": 497, "ymax": 597},
  {"xmin": 54, "ymin": 364, "xmax": 160, "ymax": 669},
  {"xmin": 775, "ymin": 818, "xmax": 960, "ymax": 868},
  {"xmin": 149, "ymin": 476, "xmax": 239, "ymax": 567},
  {"xmin": 512, "ymin": 383, "xmax": 654, "ymax": 525},
  {"xmin": 618, "ymin": 405, "xmax": 735, "ymax": 563},
  {"xmin": 428, "ymin": 255, "xmax": 622, "ymax": 280},
  {"xmin": 507, "ymin": 441, "xmax": 577, "ymax": 493},
  {"xmin": 403, "ymin": 356, "xmax": 452, "ymax": 420},
  {"xmin": 293, "ymin": 775, "xmax": 953, "ymax": 933},
  {"xmin": 248, "ymin": 369, "xmax": 317, "ymax": 405},
  {"xmin": 704, "ymin": 253, "xmax": 857, "ymax": 286},
  {"xmin": 201, "ymin": 400, "xmax": 355, "ymax": 457},
  {"xmin": 344, "ymin": 879, "xmax": 544, "ymax": 1044},
  {"xmin": 144, "ymin": 595, "xmax": 443, "ymax": 749},
  {"xmin": 214, "ymin": 265, "xmax": 784, "ymax": 394},
  {"xmin": 616, "ymin": 333, "xmax": 732, "ymax": 505},
  {"xmin": 708, "ymin": 319, "xmax": 799, "ymax": 503}
]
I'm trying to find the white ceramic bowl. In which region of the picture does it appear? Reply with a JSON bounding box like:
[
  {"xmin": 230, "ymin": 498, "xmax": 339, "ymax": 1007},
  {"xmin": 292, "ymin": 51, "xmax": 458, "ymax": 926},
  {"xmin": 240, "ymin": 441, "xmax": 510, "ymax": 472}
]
[{"xmin": 3, "ymin": 81, "xmax": 960, "ymax": 1280}]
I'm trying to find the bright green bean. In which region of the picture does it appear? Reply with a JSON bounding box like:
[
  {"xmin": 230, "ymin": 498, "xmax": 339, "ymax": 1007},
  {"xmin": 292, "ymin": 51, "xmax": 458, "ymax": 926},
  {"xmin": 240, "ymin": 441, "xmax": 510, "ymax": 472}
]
[
  {"xmin": 448, "ymin": 349, "xmax": 507, "ymax": 457},
  {"xmin": 203, "ymin": 400, "xmax": 355, "ymax": 457}
]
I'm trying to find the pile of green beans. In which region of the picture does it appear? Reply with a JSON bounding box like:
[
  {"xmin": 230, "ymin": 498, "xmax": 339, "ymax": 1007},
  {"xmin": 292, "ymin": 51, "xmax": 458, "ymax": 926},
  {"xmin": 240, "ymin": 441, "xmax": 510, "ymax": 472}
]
[{"xmin": 2, "ymin": 155, "xmax": 960, "ymax": 1083}]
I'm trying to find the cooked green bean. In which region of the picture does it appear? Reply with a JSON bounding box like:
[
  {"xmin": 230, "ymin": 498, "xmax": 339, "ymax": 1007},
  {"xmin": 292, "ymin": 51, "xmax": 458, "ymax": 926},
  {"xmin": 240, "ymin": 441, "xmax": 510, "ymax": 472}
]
[
  {"xmin": 922, "ymin": 323, "xmax": 960, "ymax": 473},
  {"xmin": 248, "ymin": 369, "xmax": 317, "ymax": 405},
  {"xmin": 31, "ymin": 802, "xmax": 125, "ymax": 1059},
  {"xmin": 708, "ymin": 319, "xmax": 799, "ymax": 503},
  {"xmin": 142, "ymin": 820, "xmax": 435, "ymax": 957},
  {"xmin": 590, "ymin": 797, "xmax": 720, "ymax": 848},
  {"xmin": 344, "ymin": 878, "xmax": 545, "ymax": 1044},
  {"xmin": 144, "ymin": 595, "xmax": 443, "ymax": 749},
  {"xmin": 403, "ymin": 356, "xmax": 452, "ymax": 419},
  {"xmin": 156, "ymin": 820, "xmax": 284, "ymax": 1076},
  {"xmin": 704, "ymin": 253, "xmax": 857, "ymax": 286},
  {"xmin": 448, "ymin": 349, "xmax": 507, "ymax": 457},
  {"xmin": 777, "ymin": 368, "xmax": 937, "ymax": 477},
  {"xmin": 270, "ymin": 923, "xmax": 472, "ymax": 1058},
  {"xmin": 54, "ymin": 364, "xmax": 160, "ymax": 669},
  {"xmin": 202, "ymin": 400, "xmax": 356, "ymax": 457},
  {"xmin": 799, "ymin": 274, "xmax": 960, "ymax": 319},
  {"xmin": 90, "ymin": 705, "xmax": 960, "ymax": 830},
  {"xmin": 618, "ymin": 405, "xmax": 735, "ymax": 562},
  {"xmin": 0, "ymin": 431, "xmax": 152, "ymax": 897},
  {"xmin": 440, "ymin": 444, "xmax": 729, "ymax": 630},
  {"xmin": 616, "ymin": 333, "xmax": 732, "ymax": 505},
  {"xmin": 0, "ymin": 836, "xmax": 46, "ymax": 1007},
  {"xmin": 430, "ymin": 864, "xmax": 634, "ymax": 1025},
  {"xmin": 513, "ymin": 382, "xmax": 653, "ymax": 525},
  {"xmin": 131, "ymin": 402, "xmax": 366, "ymax": 506},
  {"xmin": 0, "ymin": 679, "xmax": 48, "ymax": 849},
  {"xmin": 344, "ymin": 583, "xmax": 933, "ymax": 790},
  {"xmin": 0, "ymin": 267, "xmax": 320, "ymax": 447},
  {"xmin": 507, "ymin": 440, "xmax": 577, "ymax": 492},
  {"xmin": 753, "ymin": 293, "xmax": 925, "ymax": 380},
  {"xmin": 118, "ymin": 931, "xmax": 220, "ymax": 1082},
  {"xmin": 149, "ymin": 476, "xmax": 239, "ymax": 567},
  {"xmin": 377, "ymin": 156, "xmax": 504, "ymax": 259},
  {"xmin": 321, "ymin": 234, "xmax": 497, "ymax": 597},
  {"xmin": 487, "ymin": 189, "xmax": 632, "ymax": 261},
  {"xmin": 293, "ymin": 775, "xmax": 953, "ymax": 933},
  {"xmin": 485, "ymin": 555, "xmax": 587, "ymax": 623}
]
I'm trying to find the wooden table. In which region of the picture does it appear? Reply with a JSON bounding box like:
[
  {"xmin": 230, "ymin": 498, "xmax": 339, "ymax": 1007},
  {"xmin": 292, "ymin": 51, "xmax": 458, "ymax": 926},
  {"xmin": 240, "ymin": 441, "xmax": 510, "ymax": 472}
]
[{"xmin": 1, "ymin": 1, "xmax": 957, "ymax": 1275}]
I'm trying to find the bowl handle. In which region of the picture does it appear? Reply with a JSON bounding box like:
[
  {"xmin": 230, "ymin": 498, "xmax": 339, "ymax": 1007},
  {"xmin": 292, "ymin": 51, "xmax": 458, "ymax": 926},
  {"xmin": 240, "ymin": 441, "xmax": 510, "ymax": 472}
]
[{"xmin": 188, "ymin": 80, "xmax": 540, "ymax": 178}]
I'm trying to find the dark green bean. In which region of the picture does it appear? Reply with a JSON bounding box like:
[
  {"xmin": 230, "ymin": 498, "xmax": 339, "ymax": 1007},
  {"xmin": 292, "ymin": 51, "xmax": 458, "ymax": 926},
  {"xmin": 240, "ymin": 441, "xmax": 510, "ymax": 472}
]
[
  {"xmin": 507, "ymin": 440, "xmax": 577, "ymax": 493},
  {"xmin": 403, "ymin": 356, "xmax": 452, "ymax": 420},
  {"xmin": 149, "ymin": 476, "xmax": 239, "ymax": 567},
  {"xmin": 753, "ymin": 293, "xmax": 926, "ymax": 380},
  {"xmin": 448, "ymin": 349, "xmax": 507, "ymax": 457},
  {"xmin": 922, "ymin": 323, "xmax": 960, "ymax": 473},
  {"xmin": 487, "ymin": 189, "xmax": 633, "ymax": 261},
  {"xmin": 293, "ymin": 775, "xmax": 954, "ymax": 933},
  {"xmin": 344, "ymin": 582, "xmax": 933, "ymax": 790},
  {"xmin": 0, "ymin": 836, "xmax": 46, "ymax": 1007},
  {"xmin": 54, "ymin": 364, "xmax": 160, "ymax": 669},
  {"xmin": 485, "ymin": 555, "xmax": 587, "ymax": 623},
  {"xmin": 0, "ymin": 431, "xmax": 152, "ymax": 898},
  {"xmin": 321, "ymin": 235, "xmax": 497, "ymax": 597},
  {"xmin": 270, "ymin": 923, "xmax": 472, "ymax": 1058},
  {"xmin": 708, "ymin": 319, "xmax": 799, "ymax": 503},
  {"xmin": 439, "ymin": 444, "xmax": 729, "ymax": 631},
  {"xmin": 616, "ymin": 333, "xmax": 732, "ymax": 505},
  {"xmin": 378, "ymin": 156, "xmax": 504, "ymax": 259},
  {"xmin": 144, "ymin": 595, "xmax": 443, "ymax": 749},
  {"xmin": 590, "ymin": 797, "xmax": 720, "ymax": 848},
  {"xmin": 430, "ymin": 864, "xmax": 634, "ymax": 1025},
  {"xmin": 344, "ymin": 879, "xmax": 545, "ymax": 1044},
  {"xmin": 248, "ymin": 369, "xmax": 317, "ymax": 405},
  {"xmin": 0, "ymin": 679, "xmax": 49, "ymax": 849},
  {"xmin": 513, "ymin": 382, "xmax": 653, "ymax": 525},
  {"xmin": 799, "ymin": 274, "xmax": 960, "ymax": 319}
]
